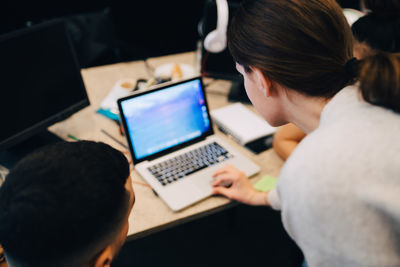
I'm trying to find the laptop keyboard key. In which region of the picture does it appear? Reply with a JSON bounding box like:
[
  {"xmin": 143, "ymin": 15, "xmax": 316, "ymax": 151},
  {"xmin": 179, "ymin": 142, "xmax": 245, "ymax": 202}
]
[{"xmin": 147, "ymin": 142, "xmax": 233, "ymax": 186}]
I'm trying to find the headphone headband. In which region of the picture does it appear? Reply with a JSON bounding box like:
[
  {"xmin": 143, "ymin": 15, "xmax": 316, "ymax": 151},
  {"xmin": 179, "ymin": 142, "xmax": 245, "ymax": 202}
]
[{"xmin": 204, "ymin": 0, "xmax": 229, "ymax": 53}]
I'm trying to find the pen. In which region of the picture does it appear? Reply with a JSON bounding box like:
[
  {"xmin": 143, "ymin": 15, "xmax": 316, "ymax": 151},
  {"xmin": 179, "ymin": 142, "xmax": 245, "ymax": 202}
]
[
  {"xmin": 100, "ymin": 129, "xmax": 129, "ymax": 149},
  {"xmin": 132, "ymin": 181, "xmax": 152, "ymax": 189},
  {"xmin": 67, "ymin": 134, "xmax": 81, "ymax": 141}
]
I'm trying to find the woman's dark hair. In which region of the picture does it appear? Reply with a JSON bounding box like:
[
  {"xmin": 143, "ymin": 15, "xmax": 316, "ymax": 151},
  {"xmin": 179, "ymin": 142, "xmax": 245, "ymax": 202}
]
[
  {"xmin": 352, "ymin": 0, "xmax": 400, "ymax": 53},
  {"xmin": 228, "ymin": 0, "xmax": 354, "ymax": 98},
  {"xmin": 358, "ymin": 53, "xmax": 400, "ymax": 113},
  {"xmin": 228, "ymin": 0, "xmax": 400, "ymax": 112},
  {"xmin": 0, "ymin": 141, "xmax": 131, "ymax": 266}
]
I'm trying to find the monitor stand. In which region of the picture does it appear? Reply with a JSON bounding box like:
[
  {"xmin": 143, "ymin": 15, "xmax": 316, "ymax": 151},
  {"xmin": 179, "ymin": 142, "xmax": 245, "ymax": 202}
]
[
  {"xmin": 0, "ymin": 130, "xmax": 64, "ymax": 170},
  {"xmin": 227, "ymin": 80, "xmax": 251, "ymax": 104}
]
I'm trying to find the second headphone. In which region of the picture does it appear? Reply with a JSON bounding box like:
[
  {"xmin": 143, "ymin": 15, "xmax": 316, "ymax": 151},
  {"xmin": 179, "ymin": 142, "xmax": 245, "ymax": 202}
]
[{"xmin": 203, "ymin": 0, "xmax": 229, "ymax": 53}]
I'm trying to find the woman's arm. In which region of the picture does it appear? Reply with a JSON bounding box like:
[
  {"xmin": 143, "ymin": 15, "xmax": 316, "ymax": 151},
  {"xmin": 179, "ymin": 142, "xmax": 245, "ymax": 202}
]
[{"xmin": 273, "ymin": 123, "xmax": 306, "ymax": 160}]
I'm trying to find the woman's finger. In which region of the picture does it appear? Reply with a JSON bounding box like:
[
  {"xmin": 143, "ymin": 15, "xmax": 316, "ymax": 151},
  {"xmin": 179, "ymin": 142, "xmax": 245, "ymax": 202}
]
[
  {"xmin": 212, "ymin": 176, "xmax": 233, "ymax": 187},
  {"xmin": 212, "ymin": 164, "xmax": 236, "ymax": 177},
  {"xmin": 212, "ymin": 166, "xmax": 229, "ymax": 177},
  {"xmin": 212, "ymin": 172, "xmax": 241, "ymax": 184},
  {"xmin": 212, "ymin": 186, "xmax": 231, "ymax": 198}
]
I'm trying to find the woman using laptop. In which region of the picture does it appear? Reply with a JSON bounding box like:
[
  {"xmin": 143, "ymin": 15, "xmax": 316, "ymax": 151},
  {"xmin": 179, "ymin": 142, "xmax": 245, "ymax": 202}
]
[{"xmin": 211, "ymin": 0, "xmax": 400, "ymax": 266}]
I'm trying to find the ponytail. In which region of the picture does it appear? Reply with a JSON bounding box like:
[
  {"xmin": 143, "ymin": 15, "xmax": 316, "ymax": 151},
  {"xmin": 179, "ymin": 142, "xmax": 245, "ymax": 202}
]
[{"xmin": 358, "ymin": 53, "xmax": 400, "ymax": 113}]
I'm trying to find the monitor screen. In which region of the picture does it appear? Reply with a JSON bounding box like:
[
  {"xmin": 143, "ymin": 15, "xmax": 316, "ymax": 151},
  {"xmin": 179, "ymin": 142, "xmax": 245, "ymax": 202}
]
[
  {"xmin": 119, "ymin": 78, "xmax": 211, "ymax": 161},
  {"xmin": 0, "ymin": 20, "xmax": 89, "ymax": 149}
]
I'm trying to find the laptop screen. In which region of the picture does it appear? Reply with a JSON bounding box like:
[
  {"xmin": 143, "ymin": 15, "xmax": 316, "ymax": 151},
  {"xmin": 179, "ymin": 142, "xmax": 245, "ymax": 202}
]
[{"xmin": 119, "ymin": 78, "xmax": 212, "ymax": 161}]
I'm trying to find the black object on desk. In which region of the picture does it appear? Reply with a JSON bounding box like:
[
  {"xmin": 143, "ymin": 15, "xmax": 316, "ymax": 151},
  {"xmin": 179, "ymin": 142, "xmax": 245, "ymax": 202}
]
[
  {"xmin": 227, "ymin": 79, "xmax": 251, "ymax": 104},
  {"xmin": 244, "ymin": 135, "xmax": 274, "ymax": 154}
]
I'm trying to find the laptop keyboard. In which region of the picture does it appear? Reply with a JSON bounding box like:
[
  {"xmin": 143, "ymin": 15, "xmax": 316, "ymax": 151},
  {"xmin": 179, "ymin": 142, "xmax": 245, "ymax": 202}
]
[{"xmin": 147, "ymin": 142, "xmax": 233, "ymax": 186}]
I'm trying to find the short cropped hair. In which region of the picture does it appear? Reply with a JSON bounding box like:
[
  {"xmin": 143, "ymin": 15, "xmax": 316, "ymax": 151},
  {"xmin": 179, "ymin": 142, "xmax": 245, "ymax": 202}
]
[{"xmin": 0, "ymin": 141, "xmax": 130, "ymax": 266}]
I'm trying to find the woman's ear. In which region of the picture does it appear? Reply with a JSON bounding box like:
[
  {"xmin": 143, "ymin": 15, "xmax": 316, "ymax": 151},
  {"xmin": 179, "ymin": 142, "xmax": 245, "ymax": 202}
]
[
  {"xmin": 252, "ymin": 67, "xmax": 273, "ymax": 97},
  {"xmin": 93, "ymin": 246, "xmax": 113, "ymax": 267}
]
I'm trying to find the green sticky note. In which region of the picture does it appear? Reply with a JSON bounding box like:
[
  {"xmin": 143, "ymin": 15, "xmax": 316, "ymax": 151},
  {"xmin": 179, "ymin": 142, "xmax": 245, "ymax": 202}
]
[{"xmin": 253, "ymin": 175, "xmax": 277, "ymax": 192}]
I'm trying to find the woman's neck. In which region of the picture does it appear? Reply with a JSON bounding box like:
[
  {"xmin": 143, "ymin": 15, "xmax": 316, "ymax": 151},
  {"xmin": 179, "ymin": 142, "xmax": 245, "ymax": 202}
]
[{"xmin": 282, "ymin": 90, "xmax": 330, "ymax": 134}]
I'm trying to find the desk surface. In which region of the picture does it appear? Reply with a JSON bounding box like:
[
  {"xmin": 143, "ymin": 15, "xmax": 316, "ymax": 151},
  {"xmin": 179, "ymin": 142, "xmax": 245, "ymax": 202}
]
[{"xmin": 49, "ymin": 52, "xmax": 284, "ymax": 240}]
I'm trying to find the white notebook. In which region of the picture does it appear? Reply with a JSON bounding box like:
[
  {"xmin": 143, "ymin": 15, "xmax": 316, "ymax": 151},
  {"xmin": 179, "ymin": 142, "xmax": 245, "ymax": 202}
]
[{"xmin": 211, "ymin": 103, "xmax": 276, "ymax": 145}]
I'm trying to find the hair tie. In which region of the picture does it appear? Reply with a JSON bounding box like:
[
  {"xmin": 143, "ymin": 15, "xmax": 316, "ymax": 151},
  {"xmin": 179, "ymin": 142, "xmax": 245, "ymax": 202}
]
[{"xmin": 344, "ymin": 57, "xmax": 359, "ymax": 80}]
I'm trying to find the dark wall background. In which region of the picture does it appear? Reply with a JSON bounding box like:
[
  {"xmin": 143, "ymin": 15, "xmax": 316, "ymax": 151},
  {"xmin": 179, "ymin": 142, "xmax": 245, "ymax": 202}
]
[
  {"xmin": 1, "ymin": 1, "xmax": 206, "ymax": 67},
  {"xmin": 0, "ymin": 0, "xmax": 360, "ymax": 68},
  {"xmin": 337, "ymin": 0, "xmax": 361, "ymax": 9}
]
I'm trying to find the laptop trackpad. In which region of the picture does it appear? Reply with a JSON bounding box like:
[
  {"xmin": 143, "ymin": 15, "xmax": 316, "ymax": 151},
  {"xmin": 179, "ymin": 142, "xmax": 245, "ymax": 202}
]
[{"xmin": 191, "ymin": 170, "xmax": 215, "ymax": 194}]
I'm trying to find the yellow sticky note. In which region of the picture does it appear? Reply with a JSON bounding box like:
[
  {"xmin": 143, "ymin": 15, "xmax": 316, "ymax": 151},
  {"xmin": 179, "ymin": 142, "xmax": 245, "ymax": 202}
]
[{"xmin": 253, "ymin": 175, "xmax": 277, "ymax": 192}]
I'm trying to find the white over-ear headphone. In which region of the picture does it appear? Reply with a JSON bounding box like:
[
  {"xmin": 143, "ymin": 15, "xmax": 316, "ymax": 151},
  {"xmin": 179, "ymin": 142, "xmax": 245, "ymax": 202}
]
[{"xmin": 204, "ymin": 0, "xmax": 229, "ymax": 53}]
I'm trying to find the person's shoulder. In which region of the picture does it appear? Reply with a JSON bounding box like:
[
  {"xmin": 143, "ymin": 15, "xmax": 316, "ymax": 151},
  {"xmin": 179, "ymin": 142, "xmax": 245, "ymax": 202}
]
[
  {"xmin": 336, "ymin": 85, "xmax": 400, "ymax": 125},
  {"xmin": 285, "ymin": 125, "xmax": 339, "ymax": 162},
  {"xmin": 279, "ymin": 128, "xmax": 334, "ymax": 180}
]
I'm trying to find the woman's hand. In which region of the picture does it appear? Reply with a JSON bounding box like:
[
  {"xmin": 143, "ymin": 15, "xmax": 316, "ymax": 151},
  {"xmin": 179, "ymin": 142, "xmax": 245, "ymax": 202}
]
[{"xmin": 212, "ymin": 165, "xmax": 269, "ymax": 206}]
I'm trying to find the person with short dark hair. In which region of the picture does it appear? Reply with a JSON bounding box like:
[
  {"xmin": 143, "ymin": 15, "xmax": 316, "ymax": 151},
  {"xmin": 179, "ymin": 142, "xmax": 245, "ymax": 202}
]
[
  {"xmin": 0, "ymin": 141, "xmax": 135, "ymax": 267},
  {"xmin": 211, "ymin": 0, "xmax": 400, "ymax": 266}
]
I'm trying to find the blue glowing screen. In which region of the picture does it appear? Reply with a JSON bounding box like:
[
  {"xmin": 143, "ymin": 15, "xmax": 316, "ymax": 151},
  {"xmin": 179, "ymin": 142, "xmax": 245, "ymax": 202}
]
[{"xmin": 120, "ymin": 79, "xmax": 210, "ymax": 160}]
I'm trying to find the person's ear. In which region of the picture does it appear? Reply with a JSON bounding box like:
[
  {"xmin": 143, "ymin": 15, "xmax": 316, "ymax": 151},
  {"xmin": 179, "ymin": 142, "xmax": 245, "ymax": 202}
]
[
  {"xmin": 252, "ymin": 67, "xmax": 273, "ymax": 97},
  {"xmin": 93, "ymin": 246, "xmax": 113, "ymax": 267}
]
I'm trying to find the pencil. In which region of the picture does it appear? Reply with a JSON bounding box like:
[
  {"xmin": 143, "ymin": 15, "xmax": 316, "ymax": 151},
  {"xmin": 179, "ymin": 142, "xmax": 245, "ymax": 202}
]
[
  {"xmin": 67, "ymin": 134, "xmax": 81, "ymax": 141},
  {"xmin": 100, "ymin": 129, "xmax": 129, "ymax": 149}
]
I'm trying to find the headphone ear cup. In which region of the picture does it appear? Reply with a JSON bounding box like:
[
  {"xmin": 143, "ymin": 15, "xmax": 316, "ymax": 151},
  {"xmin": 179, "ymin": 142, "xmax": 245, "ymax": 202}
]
[
  {"xmin": 204, "ymin": 30, "xmax": 227, "ymax": 53},
  {"xmin": 203, "ymin": 0, "xmax": 229, "ymax": 53}
]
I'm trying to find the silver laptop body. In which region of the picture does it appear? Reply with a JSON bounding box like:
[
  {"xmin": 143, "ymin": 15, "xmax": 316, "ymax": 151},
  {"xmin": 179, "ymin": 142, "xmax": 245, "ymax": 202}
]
[{"xmin": 118, "ymin": 77, "xmax": 259, "ymax": 211}]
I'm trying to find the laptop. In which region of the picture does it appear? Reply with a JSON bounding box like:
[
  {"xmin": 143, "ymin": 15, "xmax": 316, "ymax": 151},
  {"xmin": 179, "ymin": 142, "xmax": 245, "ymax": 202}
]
[{"xmin": 117, "ymin": 77, "xmax": 260, "ymax": 211}]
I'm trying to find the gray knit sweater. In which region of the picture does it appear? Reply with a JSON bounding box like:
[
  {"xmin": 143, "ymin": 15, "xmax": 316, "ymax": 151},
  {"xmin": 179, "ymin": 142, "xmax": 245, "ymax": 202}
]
[{"xmin": 269, "ymin": 85, "xmax": 400, "ymax": 267}]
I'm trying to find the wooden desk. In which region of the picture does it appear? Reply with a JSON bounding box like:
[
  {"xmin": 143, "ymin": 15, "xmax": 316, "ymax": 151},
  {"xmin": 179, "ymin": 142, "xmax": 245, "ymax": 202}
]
[{"xmin": 49, "ymin": 52, "xmax": 284, "ymax": 240}]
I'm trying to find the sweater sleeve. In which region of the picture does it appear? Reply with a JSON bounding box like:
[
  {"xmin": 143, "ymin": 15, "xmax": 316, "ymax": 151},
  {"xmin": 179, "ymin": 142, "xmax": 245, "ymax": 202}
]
[{"xmin": 268, "ymin": 188, "xmax": 282, "ymax": 210}]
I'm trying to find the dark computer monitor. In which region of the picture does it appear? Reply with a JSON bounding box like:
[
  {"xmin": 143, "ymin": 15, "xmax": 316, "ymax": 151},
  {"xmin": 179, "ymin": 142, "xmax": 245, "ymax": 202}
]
[{"xmin": 0, "ymin": 20, "xmax": 90, "ymax": 168}]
